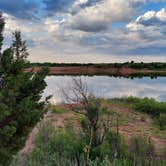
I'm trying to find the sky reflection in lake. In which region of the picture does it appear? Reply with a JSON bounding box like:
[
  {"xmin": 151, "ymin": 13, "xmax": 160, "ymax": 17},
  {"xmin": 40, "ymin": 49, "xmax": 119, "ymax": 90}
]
[{"xmin": 43, "ymin": 76, "xmax": 166, "ymax": 104}]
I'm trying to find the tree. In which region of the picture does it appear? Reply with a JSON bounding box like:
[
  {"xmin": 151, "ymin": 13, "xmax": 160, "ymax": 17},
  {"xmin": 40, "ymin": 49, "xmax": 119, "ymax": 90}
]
[
  {"xmin": 62, "ymin": 78, "xmax": 111, "ymax": 162},
  {"xmin": 12, "ymin": 30, "xmax": 29, "ymax": 61},
  {"xmin": 0, "ymin": 14, "xmax": 48, "ymax": 165},
  {"xmin": 0, "ymin": 13, "xmax": 5, "ymax": 88},
  {"xmin": 0, "ymin": 12, "xmax": 5, "ymax": 55}
]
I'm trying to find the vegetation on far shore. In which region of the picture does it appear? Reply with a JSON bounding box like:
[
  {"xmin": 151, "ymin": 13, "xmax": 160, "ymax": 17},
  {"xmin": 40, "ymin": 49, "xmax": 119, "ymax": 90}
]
[
  {"xmin": 29, "ymin": 62, "xmax": 166, "ymax": 70},
  {"xmin": 25, "ymin": 62, "xmax": 166, "ymax": 77}
]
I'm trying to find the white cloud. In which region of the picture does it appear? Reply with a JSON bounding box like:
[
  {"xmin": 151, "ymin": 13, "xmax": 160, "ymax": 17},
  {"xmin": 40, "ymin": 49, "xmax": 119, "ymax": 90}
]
[
  {"xmin": 127, "ymin": 8, "xmax": 166, "ymax": 31},
  {"xmin": 156, "ymin": 8, "xmax": 166, "ymax": 21},
  {"xmin": 68, "ymin": 0, "xmax": 147, "ymax": 32},
  {"xmin": 44, "ymin": 18, "xmax": 62, "ymax": 32}
]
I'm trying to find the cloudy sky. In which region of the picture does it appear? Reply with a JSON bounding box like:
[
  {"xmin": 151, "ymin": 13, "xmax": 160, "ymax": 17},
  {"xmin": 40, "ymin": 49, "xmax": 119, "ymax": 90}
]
[{"xmin": 0, "ymin": 0, "xmax": 166, "ymax": 63}]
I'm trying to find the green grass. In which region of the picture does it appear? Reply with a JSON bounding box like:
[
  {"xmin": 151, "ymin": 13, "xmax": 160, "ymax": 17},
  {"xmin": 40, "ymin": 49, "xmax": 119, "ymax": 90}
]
[{"xmin": 49, "ymin": 105, "xmax": 68, "ymax": 114}]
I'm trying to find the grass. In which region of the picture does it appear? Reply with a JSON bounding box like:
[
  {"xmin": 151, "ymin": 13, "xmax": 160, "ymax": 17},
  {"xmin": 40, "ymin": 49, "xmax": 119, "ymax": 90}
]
[{"xmin": 49, "ymin": 105, "xmax": 68, "ymax": 114}]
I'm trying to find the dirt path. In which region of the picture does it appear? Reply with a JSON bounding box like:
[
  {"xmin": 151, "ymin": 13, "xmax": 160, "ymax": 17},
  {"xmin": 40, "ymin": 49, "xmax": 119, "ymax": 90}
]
[{"xmin": 20, "ymin": 110, "xmax": 77, "ymax": 156}]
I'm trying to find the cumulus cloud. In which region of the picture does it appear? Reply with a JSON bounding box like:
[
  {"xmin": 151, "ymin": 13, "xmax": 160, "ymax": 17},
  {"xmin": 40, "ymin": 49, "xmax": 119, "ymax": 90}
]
[
  {"xmin": 126, "ymin": 8, "xmax": 166, "ymax": 42},
  {"xmin": 127, "ymin": 8, "xmax": 166, "ymax": 30},
  {"xmin": 69, "ymin": 0, "xmax": 147, "ymax": 32},
  {"xmin": 125, "ymin": 8, "xmax": 166, "ymax": 55}
]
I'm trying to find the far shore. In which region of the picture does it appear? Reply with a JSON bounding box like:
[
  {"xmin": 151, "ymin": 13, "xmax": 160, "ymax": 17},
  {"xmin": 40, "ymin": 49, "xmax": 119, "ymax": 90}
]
[{"xmin": 25, "ymin": 65, "xmax": 166, "ymax": 77}]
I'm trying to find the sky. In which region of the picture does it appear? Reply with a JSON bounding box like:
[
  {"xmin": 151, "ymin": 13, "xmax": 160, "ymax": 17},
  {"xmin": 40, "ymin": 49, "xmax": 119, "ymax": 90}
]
[{"xmin": 0, "ymin": 0, "xmax": 166, "ymax": 63}]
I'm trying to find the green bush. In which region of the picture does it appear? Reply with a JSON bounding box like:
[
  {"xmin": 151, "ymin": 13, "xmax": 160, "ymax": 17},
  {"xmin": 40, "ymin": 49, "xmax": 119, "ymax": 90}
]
[
  {"xmin": 158, "ymin": 113, "xmax": 166, "ymax": 130},
  {"xmin": 134, "ymin": 98, "xmax": 166, "ymax": 116},
  {"xmin": 129, "ymin": 136, "xmax": 156, "ymax": 164},
  {"xmin": 105, "ymin": 131, "xmax": 128, "ymax": 160}
]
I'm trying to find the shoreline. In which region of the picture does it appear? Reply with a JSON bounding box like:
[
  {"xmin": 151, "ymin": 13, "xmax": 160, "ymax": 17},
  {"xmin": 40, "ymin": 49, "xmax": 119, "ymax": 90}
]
[{"xmin": 25, "ymin": 66, "xmax": 166, "ymax": 77}]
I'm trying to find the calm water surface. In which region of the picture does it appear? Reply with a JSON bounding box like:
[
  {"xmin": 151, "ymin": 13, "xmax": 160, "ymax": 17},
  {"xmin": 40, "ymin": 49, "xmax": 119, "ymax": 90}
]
[{"xmin": 43, "ymin": 76, "xmax": 166, "ymax": 104}]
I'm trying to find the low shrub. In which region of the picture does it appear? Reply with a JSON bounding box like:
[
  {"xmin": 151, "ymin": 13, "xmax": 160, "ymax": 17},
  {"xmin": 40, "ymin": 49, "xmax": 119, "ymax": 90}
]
[
  {"xmin": 158, "ymin": 113, "xmax": 166, "ymax": 130},
  {"xmin": 129, "ymin": 136, "xmax": 156, "ymax": 164},
  {"xmin": 134, "ymin": 98, "xmax": 166, "ymax": 116}
]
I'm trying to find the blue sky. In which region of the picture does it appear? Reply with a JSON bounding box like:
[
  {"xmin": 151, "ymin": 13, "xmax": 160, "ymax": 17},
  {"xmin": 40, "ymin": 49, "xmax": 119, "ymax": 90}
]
[{"xmin": 0, "ymin": 0, "xmax": 166, "ymax": 63}]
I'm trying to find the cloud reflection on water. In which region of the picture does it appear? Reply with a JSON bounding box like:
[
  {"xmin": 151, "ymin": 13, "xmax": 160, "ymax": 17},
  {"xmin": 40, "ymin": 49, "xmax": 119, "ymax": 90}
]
[{"xmin": 43, "ymin": 76, "xmax": 166, "ymax": 104}]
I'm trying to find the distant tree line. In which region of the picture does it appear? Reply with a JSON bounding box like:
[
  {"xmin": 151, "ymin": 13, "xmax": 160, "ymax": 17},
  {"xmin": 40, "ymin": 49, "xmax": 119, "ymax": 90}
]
[{"xmin": 28, "ymin": 62, "xmax": 166, "ymax": 70}]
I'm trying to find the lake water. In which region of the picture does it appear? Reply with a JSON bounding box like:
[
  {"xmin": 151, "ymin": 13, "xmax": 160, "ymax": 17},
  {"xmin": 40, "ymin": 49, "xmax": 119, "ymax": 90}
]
[{"xmin": 43, "ymin": 76, "xmax": 166, "ymax": 104}]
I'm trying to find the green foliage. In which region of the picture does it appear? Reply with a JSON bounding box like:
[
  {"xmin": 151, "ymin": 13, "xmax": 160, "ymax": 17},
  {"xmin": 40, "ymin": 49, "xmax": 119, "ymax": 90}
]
[
  {"xmin": 128, "ymin": 136, "xmax": 166, "ymax": 166},
  {"xmin": 134, "ymin": 97, "xmax": 166, "ymax": 116},
  {"xmin": 0, "ymin": 48, "xmax": 13, "ymax": 73},
  {"xmin": 50, "ymin": 106, "xmax": 67, "ymax": 114},
  {"xmin": 12, "ymin": 31, "xmax": 29, "ymax": 60},
  {"xmin": 29, "ymin": 62, "xmax": 166, "ymax": 71},
  {"xmin": 0, "ymin": 15, "xmax": 48, "ymax": 165},
  {"xmin": 129, "ymin": 136, "xmax": 156, "ymax": 160},
  {"xmin": 133, "ymin": 97, "xmax": 166, "ymax": 129},
  {"xmin": 112, "ymin": 97, "xmax": 166, "ymax": 130},
  {"xmin": 115, "ymin": 96, "xmax": 140, "ymax": 104},
  {"xmin": 105, "ymin": 131, "xmax": 128, "ymax": 160},
  {"xmin": 0, "ymin": 12, "xmax": 5, "ymax": 52},
  {"xmin": 158, "ymin": 113, "xmax": 166, "ymax": 130},
  {"xmin": 112, "ymin": 97, "xmax": 166, "ymax": 117}
]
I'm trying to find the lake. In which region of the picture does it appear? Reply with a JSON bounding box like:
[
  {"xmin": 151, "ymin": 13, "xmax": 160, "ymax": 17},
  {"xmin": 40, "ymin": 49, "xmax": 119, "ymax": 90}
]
[{"xmin": 43, "ymin": 76, "xmax": 166, "ymax": 104}]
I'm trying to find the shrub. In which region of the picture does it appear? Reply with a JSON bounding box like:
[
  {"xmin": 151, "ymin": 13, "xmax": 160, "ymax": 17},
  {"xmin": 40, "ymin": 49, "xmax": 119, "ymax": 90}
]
[
  {"xmin": 105, "ymin": 131, "xmax": 128, "ymax": 161},
  {"xmin": 158, "ymin": 113, "xmax": 166, "ymax": 130},
  {"xmin": 129, "ymin": 136, "xmax": 156, "ymax": 164},
  {"xmin": 134, "ymin": 98, "xmax": 166, "ymax": 116}
]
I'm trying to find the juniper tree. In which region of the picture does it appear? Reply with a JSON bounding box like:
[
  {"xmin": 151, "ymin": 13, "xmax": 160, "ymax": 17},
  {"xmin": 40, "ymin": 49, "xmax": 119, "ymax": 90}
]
[
  {"xmin": 0, "ymin": 12, "xmax": 4, "ymax": 55},
  {"xmin": 12, "ymin": 30, "xmax": 29, "ymax": 61},
  {"xmin": 0, "ymin": 14, "xmax": 48, "ymax": 165}
]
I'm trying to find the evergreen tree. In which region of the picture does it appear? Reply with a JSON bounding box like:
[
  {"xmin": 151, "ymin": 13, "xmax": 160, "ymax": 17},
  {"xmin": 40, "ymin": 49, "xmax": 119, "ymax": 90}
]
[
  {"xmin": 12, "ymin": 30, "xmax": 29, "ymax": 61},
  {"xmin": 0, "ymin": 14, "xmax": 48, "ymax": 165},
  {"xmin": 0, "ymin": 12, "xmax": 5, "ymax": 55}
]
